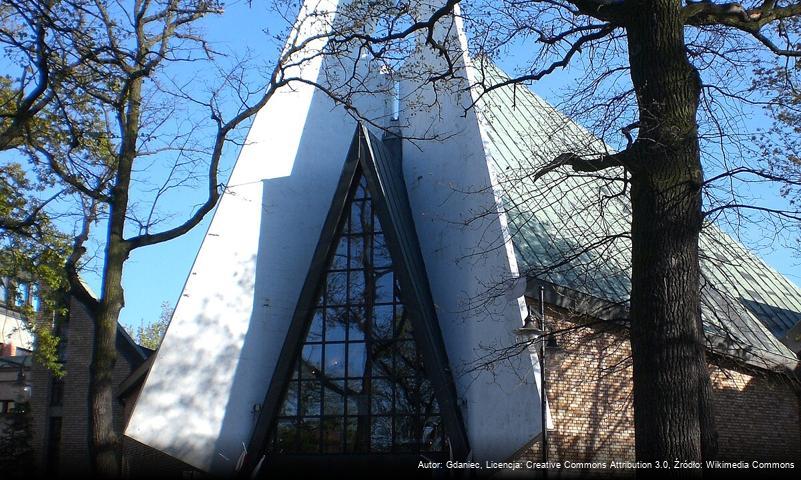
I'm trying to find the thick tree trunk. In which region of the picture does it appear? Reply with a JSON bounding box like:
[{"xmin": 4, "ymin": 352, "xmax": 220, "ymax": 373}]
[
  {"xmin": 625, "ymin": 0, "xmax": 718, "ymax": 466},
  {"xmin": 89, "ymin": 73, "xmax": 140, "ymax": 478},
  {"xmin": 89, "ymin": 242, "xmax": 126, "ymax": 478},
  {"xmin": 90, "ymin": 213, "xmax": 132, "ymax": 478}
]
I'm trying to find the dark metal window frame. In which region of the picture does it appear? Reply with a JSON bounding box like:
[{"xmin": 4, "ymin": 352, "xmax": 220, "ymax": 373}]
[
  {"xmin": 246, "ymin": 125, "xmax": 469, "ymax": 470},
  {"xmin": 268, "ymin": 168, "xmax": 445, "ymax": 455}
]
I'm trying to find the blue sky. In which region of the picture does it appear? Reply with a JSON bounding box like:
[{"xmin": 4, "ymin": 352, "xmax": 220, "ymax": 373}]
[
  {"xmin": 65, "ymin": 1, "xmax": 800, "ymax": 331},
  {"xmin": 95, "ymin": 1, "xmax": 290, "ymax": 330}
]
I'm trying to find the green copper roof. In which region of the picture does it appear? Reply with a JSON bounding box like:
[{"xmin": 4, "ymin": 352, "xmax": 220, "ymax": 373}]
[{"xmin": 473, "ymin": 62, "xmax": 800, "ymax": 368}]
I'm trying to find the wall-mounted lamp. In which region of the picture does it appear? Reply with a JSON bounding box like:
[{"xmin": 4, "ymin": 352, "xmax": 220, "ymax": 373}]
[{"xmin": 513, "ymin": 286, "xmax": 549, "ymax": 469}]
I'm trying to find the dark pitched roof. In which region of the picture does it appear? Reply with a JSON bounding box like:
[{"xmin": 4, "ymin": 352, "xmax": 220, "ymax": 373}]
[{"xmin": 474, "ymin": 61, "xmax": 800, "ymax": 369}]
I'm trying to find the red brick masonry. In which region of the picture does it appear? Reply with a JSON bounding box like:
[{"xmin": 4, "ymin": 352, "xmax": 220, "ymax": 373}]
[{"xmin": 513, "ymin": 306, "xmax": 801, "ymax": 474}]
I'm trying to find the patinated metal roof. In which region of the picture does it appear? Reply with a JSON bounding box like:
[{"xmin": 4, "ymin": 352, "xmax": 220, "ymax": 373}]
[{"xmin": 474, "ymin": 62, "xmax": 800, "ymax": 368}]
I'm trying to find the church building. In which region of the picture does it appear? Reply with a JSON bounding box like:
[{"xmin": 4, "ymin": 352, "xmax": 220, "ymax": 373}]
[{"xmin": 124, "ymin": 1, "xmax": 801, "ymax": 476}]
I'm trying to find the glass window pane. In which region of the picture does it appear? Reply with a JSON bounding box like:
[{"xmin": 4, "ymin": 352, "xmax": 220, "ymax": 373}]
[
  {"xmin": 347, "ymin": 342, "xmax": 366, "ymax": 378},
  {"xmin": 395, "ymin": 416, "xmax": 419, "ymax": 452},
  {"xmin": 374, "ymin": 234, "xmax": 391, "ymax": 268},
  {"xmin": 299, "ymin": 381, "xmax": 321, "ymax": 416},
  {"xmin": 268, "ymin": 169, "xmax": 446, "ymax": 455},
  {"xmin": 326, "ymin": 272, "xmax": 347, "ymax": 306},
  {"xmin": 350, "ymin": 200, "xmax": 370, "ymax": 233},
  {"xmin": 373, "ymin": 306, "xmax": 393, "ymax": 340},
  {"xmin": 371, "ymin": 417, "xmax": 392, "ymax": 452},
  {"xmin": 395, "ymin": 341, "xmax": 419, "ymax": 378},
  {"xmin": 375, "ymin": 270, "xmax": 393, "ymax": 303},
  {"xmin": 422, "ymin": 416, "xmax": 443, "ymax": 452},
  {"xmin": 348, "ymin": 271, "xmax": 366, "ymax": 305},
  {"xmin": 346, "ymin": 417, "xmax": 370, "ymax": 452},
  {"xmin": 395, "ymin": 306, "xmax": 413, "ymax": 339},
  {"xmin": 325, "ymin": 307, "xmax": 347, "ymax": 342},
  {"xmin": 348, "ymin": 307, "xmax": 366, "ymax": 341},
  {"xmin": 371, "ymin": 341, "xmax": 393, "ymax": 378},
  {"xmin": 298, "ymin": 418, "xmax": 320, "ymax": 453},
  {"xmin": 373, "ymin": 207, "xmax": 383, "ymax": 233},
  {"xmin": 322, "ymin": 417, "xmax": 344, "ymax": 452},
  {"xmin": 308, "ymin": 310, "xmax": 323, "ymax": 342},
  {"xmin": 349, "ymin": 236, "xmax": 364, "ymax": 269},
  {"xmin": 346, "ymin": 380, "xmax": 368, "ymax": 416},
  {"xmin": 394, "ymin": 377, "xmax": 418, "ymax": 414},
  {"xmin": 331, "ymin": 236, "xmax": 348, "ymax": 270},
  {"xmin": 372, "ymin": 379, "xmax": 393, "ymax": 415},
  {"xmin": 280, "ymin": 382, "xmax": 298, "ymax": 416},
  {"xmin": 325, "ymin": 343, "xmax": 346, "ymax": 378},
  {"xmin": 324, "ymin": 381, "xmax": 345, "ymax": 416},
  {"xmin": 420, "ymin": 381, "xmax": 439, "ymax": 415},
  {"xmin": 300, "ymin": 345, "xmax": 322, "ymax": 378},
  {"xmin": 275, "ymin": 419, "xmax": 297, "ymax": 453},
  {"xmin": 14, "ymin": 283, "xmax": 27, "ymax": 307},
  {"xmin": 354, "ymin": 176, "xmax": 368, "ymax": 200}
]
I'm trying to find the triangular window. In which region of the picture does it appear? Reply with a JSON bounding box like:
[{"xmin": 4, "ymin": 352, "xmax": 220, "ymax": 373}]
[{"xmin": 268, "ymin": 169, "xmax": 445, "ymax": 455}]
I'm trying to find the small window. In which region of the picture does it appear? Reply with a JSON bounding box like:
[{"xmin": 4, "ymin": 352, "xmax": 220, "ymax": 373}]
[
  {"xmin": 46, "ymin": 417, "xmax": 62, "ymax": 474},
  {"xmin": 0, "ymin": 400, "xmax": 15, "ymax": 414},
  {"xmin": 50, "ymin": 378, "xmax": 64, "ymax": 407},
  {"xmin": 0, "ymin": 278, "xmax": 8, "ymax": 305},
  {"xmin": 14, "ymin": 282, "xmax": 29, "ymax": 308}
]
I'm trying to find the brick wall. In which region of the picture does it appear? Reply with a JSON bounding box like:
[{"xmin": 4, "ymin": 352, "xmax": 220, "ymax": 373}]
[
  {"xmin": 513, "ymin": 305, "xmax": 801, "ymax": 472},
  {"xmin": 29, "ymin": 297, "xmax": 146, "ymax": 476}
]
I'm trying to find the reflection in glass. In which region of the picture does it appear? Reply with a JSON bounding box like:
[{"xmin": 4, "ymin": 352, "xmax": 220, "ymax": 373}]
[
  {"xmin": 348, "ymin": 307, "xmax": 366, "ymax": 341},
  {"xmin": 269, "ymin": 169, "xmax": 444, "ymax": 455},
  {"xmin": 325, "ymin": 343, "xmax": 346, "ymax": 378},
  {"xmin": 298, "ymin": 418, "xmax": 320, "ymax": 453},
  {"xmin": 325, "ymin": 308, "xmax": 347, "ymax": 342},
  {"xmin": 332, "ymin": 236, "xmax": 348, "ymax": 270},
  {"xmin": 326, "ymin": 272, "xmax": 347, "ymax": 306},
  {"xmin": 324, "ymin": 384, "xmax": 345, "ymax": 416},
  {"xmin": 348, "ymin": 271, "xmax": 366, "ymax": 304},
  {"xmin": 395, "ymin": 416, "xmax": 419, "ymax": 452},
  {"xmin": 349, "ymin": 236, "xmax": 364, "ymax": 269},
  {"xmin": 347, "ymin": 342, "xmax": 366, "ymax": 378},
  {"xmin": 299, "ymin": 381, "xmax": 321, "ymax": 416},
  {"xmin": 374, "ymin": 234, "xmax": 391, "ymax": 268},
  {"xmin": 346, "ymin": 380, "xmax": 368, "ymax": 416},
  {"xmin": 373, "ymin": 306, "xmax": 393, "ymax": 340},
  {"xmin": 301, "ymin": 345, "xmax": 322, "ymax": 378},
  {"xmin": 280, "ymin": 383, "xmax": 298, "ymax": 416},
  {"xmin": 323, "ymin": 417, "xmax": 344, "ymax": 452},
  {"xmin": 308, "ymin": 310, "xmax": 323, "ymax": 342},
  {"xmin": 371, "ymin": 417, "xmax": 392, "ymax": 452},
  {"xmin": 375, "ymin": 270, "xmax": 393, "ymax": 304}
]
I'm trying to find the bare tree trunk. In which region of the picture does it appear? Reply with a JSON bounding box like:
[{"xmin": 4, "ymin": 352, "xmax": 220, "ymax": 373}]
[
  {"xmin": 625, "ymin": 0, "xmax": 717, "ymax": 466},
  {"xmin": 89, "ymin": 243, "xmax": 126, "ymax": 478},
  {"xmin": 89, "ymin": 191, "xmax": 133, "ymax": 478},
  {"xmin": 89, "ymin": 71, "xmax": 140, "ymax": 478}
]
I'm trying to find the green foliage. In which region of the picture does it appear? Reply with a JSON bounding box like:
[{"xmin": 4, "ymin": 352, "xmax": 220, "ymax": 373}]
[
  {"xmin": 32, "ymin": 322, "xmax": 64, "ymax": 377},
  {"xmin": 0, "ymin": 404, "xmax": 34, "ymax": 478},
  {"xmin": 133, "ymin": 301, "xmax": 172, "ymax": 350},
  {"xmin": 753, "ymin": 18, "xmax": 801, "ymax": 208}
]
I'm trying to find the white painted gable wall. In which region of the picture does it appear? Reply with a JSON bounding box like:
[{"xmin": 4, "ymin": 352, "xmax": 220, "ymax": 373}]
[
  {"xmin": 126, "ymin": 0, "xmax": 543, "ymax": 472},
  {"xmin": 125, "ymin": 0, "xmax": 391, "ymax": 472},
  {"xmin": 398, "ymin": 1, "xmax": 543, "ymax": 461}
]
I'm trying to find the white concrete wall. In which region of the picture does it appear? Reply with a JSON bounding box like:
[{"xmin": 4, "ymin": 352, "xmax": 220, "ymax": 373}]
[
  {"xmin": 124, "ymin": 0, "xmax": 390, "ymax": 473},
  {"xmin": 398, "ymin": 1, "xmax": 544, "ymax": 461},
  {"xmin": 127, "ymin": 0, "xmax": 542, "ymax": 470}
]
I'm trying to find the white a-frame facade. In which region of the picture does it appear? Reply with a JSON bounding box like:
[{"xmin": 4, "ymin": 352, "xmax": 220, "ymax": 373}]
[{"xmin": 125, "ymin": 1, "xmax": 544, "ymax": 473}]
